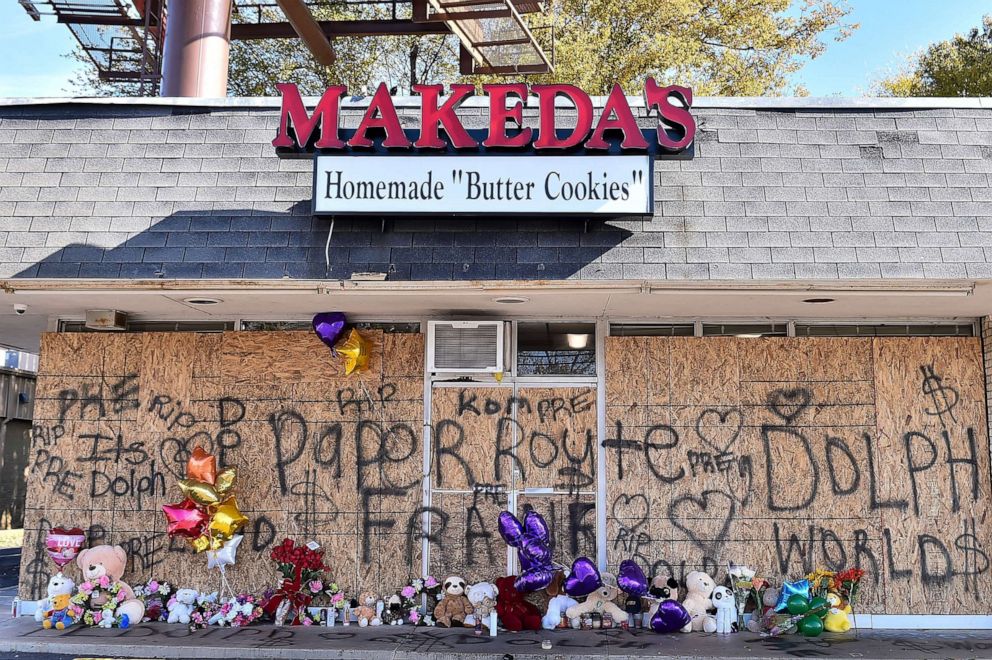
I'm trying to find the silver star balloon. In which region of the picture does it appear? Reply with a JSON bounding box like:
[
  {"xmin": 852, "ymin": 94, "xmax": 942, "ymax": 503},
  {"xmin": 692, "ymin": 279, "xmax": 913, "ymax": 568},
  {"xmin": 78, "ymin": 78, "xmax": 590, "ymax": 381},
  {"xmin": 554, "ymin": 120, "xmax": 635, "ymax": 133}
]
[{"xmin": 206, "ymin": 534, "xmax": 243, "ymax": 572}]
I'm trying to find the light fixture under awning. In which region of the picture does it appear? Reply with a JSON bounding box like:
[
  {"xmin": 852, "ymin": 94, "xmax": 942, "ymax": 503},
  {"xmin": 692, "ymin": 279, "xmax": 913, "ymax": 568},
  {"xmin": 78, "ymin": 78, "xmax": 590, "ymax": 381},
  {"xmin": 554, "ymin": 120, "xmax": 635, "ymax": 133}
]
[{"xmin": 425, "ymin": 0, "xmax": 552, "ymax": 74}]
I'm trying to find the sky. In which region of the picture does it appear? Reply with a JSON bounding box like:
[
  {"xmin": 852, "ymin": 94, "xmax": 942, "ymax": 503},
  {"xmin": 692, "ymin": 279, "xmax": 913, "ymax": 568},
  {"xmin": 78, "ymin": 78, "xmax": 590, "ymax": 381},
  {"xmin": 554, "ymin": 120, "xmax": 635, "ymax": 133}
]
[{"xmin": 0, "ymin": 0, "xmax": 989, "ymax": 98}]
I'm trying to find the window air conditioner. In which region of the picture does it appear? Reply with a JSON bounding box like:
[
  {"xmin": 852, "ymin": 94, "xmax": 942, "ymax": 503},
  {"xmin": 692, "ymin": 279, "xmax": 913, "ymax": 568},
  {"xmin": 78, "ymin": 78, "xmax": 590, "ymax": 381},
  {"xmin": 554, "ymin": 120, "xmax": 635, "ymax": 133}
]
[{"xmin": 427, "ymin": 321, "xmax": 505, "ymax": 373}]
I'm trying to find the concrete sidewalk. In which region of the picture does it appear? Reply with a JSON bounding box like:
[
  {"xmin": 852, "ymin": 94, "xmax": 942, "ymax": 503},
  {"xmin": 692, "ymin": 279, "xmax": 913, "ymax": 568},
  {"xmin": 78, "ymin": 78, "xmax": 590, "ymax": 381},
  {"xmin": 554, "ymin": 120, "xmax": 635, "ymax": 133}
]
[{"xmin": 2, "ymin": 616, "xmax": 992, "ymax": 660}]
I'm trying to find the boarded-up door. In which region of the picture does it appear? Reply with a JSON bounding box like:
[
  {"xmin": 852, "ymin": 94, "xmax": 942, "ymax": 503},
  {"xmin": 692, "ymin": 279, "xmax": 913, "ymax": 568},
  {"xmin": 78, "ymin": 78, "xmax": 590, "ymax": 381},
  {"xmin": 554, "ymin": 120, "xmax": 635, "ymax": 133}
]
[{"xmin": 428, "ymin": 384, "xmax": 598, "ymax": 580}]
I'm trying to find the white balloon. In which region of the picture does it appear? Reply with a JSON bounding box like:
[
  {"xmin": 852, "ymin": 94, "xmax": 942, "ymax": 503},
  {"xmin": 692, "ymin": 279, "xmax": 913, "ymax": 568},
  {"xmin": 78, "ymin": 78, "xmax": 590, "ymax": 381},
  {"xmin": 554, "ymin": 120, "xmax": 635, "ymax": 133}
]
[{"xmin": 206, "ymin": 535, "xmax": 243, "ymax": 572}]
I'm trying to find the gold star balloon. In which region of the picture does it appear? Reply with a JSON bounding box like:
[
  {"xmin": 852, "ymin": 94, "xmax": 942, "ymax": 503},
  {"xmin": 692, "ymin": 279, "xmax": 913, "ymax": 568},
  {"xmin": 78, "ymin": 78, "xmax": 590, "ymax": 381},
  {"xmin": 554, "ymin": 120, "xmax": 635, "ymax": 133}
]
[
  {"xmin": 209, "ymin": 497, "xmax": 248, "ymax": 540},
  {"xmin": 334, "ymin": 328, "xmax": 371, "ymax": 375}
]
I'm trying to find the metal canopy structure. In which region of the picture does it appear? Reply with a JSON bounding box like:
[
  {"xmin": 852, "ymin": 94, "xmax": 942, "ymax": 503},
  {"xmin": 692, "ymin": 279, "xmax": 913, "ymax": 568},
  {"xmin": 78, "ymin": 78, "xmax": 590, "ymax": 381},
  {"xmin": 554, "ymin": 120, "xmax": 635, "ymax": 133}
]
[
  {"xmin": 18, "ymin": 0, "xmax": 166, "ymax": 94},
  {"xmin": 419, "ymin": 0, "xmax": 552, "ymax": 75},
  {"xmin": 18, "ymin": 0, "xmax": 553, "ymax": 95}
]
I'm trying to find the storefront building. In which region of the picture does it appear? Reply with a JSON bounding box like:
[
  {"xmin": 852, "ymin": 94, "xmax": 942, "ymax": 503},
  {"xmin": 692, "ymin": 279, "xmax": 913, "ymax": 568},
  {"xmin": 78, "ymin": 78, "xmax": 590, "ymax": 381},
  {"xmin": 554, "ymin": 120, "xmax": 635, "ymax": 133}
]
[{"xmin": 3, "ymin": 89, "xmax": 992, "ymax": 626}]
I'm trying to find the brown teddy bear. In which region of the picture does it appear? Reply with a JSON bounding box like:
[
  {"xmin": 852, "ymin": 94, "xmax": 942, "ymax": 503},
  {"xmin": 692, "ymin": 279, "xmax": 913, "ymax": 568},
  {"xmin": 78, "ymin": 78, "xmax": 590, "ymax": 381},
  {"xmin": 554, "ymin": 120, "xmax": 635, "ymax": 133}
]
[
  {"xmin": 433, "ymin": 576, "xmax": 473, "ymax": 627},
  {"xmin": 352, "ymin": 591, "xmax": 380, "ymax": 626},
  {"xmin": 75, "ymin": 544, "xmax": 145, "ymax": 626}
]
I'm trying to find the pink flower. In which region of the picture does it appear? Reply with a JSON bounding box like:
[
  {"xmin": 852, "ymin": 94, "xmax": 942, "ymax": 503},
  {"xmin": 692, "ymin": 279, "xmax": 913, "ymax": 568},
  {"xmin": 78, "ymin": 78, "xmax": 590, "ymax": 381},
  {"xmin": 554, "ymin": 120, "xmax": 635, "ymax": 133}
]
[
  {"xmin": 302, "ymin": 618, "xmax": 312, "ymax": 626},
  {"xmin": 409, "ymin": 610, "xmax": 420, "ymax": 623},
  {"xmin": 93, "ymin": 611, "xmax": 103, "ymax": 623},
  {"xmin": 148, "ymin": 580, "xmax": 159, "ymax": 592},
  {"xmin": 308, "ymin": 580, "xmax": 323, "ymax": 593},
  {"xmin": 331, "ymin": 593, "xmax": 344, "ymax": 604},
  {"xmin": 401, "ymin": 586, "xmax": 416, "ymax": 599},
  {"xmin": 424, "ymin": 576, "xmax": 439, "ymax": 588},
  {"xmin": 97, "ymin": 576, "xmax": 111, "ymax": 588},
  {"xmin": 80, "ymin": 581, "xmax": 93, "ymax": 592}
]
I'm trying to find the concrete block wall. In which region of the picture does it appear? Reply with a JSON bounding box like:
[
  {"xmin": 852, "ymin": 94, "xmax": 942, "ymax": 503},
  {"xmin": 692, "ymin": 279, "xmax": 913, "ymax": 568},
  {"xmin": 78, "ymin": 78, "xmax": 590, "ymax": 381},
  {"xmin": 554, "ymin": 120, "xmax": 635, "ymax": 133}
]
[{"xmin": 0, "ymin": 100, "xmax": 990, "ymax": 281}]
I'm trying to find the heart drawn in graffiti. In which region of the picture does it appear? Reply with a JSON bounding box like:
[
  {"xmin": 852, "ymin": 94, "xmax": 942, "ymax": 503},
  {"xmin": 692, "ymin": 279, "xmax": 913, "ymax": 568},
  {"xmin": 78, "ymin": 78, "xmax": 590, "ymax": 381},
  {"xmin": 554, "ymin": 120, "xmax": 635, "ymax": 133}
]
[
  {"xmin": 694, "ymin": 408, "xmax": 743, "ymax": 454},
  {"xmin": 767, "ymin": 388, "xmax": 812, "ymax": 425},
  {"xmin": 611, "ymin": 493, "xmax": 650, "ymax": 532},
  {"xmin": 667, "ymin": 490, "xmax": 736, "ymax": 558}
]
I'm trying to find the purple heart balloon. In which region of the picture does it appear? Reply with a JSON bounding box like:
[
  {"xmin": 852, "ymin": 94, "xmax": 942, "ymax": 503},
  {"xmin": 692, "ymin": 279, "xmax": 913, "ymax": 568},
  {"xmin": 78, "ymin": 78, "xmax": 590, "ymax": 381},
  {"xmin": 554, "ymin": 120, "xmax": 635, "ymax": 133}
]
[
  {"xmin": 524, "ymin": 510, "xmax": 550, "ymax": 543},
  {"xmin": 515, "ymin": 567, "xmax": 554, "ymax": 593},
  {"xmin": 312, "ymin": 312, "xmax": 347, "ymax": 351},
  {"xmin": 650, "ymin": 599, "xmax": 692, "ymax": 633},
  {"xmin": 563, "ymin": 557, "xmax": 602, "ymax": 597},
  {"xmin": 498, "ymin": 511, "xmax": 525, "ymax": 547},
  {"xmin": 617, "ymin": 559, "xmax": 649, "ymax": 597}
]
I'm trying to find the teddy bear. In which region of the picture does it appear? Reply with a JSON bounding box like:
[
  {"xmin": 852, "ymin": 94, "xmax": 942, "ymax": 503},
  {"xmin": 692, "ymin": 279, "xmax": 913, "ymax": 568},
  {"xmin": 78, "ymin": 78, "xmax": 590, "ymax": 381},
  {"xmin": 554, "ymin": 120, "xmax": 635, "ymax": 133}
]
[
  {"xmin": 542, "ymin": 572, "xmax": 578, "ymax": 630},
  {"xmin": 823, "ymin": 592, "xmax": 853, "ymax": 633},
  {"xmin": 353, "ymin": 592, "xmax": 381, "ymax": 627},
  {"xmin": 711, "ymin": 585, "xmax": 735, "ymax": 634},
  {"xmin": 167, "ymin": 588, "xmax": 198, "ymax": 624},
  {"xmin": 36, "ymin": 573, "xmax": 76, "ymax": 630},
  {"xmin": 434, "ymin": 576, "xmax": 473, "ymax": 628},
  {"xmin": 75, "ymin": 544, "xmax": 145, "ymax": 626},
  {"xmin": 464, "ymin": 581, "xmax": 498, "ymax": 630},
  {"xmin": 564, "ymin": 573, "xmax": 627, "ymax": 625},
  {"xmin": 680, "ymin": 570, "xmax": 717, "ymax": 633},
  {"xmin": 494, "ymin": 575, "xmax": 542, "ymax": 631},
  {"xmin": 746, "ymin": 586, "xmax": 780, "ymax": 633}
]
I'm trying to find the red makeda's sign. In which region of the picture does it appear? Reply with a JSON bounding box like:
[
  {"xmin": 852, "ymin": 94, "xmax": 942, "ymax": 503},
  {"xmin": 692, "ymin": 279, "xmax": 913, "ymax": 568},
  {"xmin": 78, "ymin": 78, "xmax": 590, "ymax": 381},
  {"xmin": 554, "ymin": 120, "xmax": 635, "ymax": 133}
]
[{"xmin": 273, "ymin": 81, "xmax": 695, "ymax": 156}]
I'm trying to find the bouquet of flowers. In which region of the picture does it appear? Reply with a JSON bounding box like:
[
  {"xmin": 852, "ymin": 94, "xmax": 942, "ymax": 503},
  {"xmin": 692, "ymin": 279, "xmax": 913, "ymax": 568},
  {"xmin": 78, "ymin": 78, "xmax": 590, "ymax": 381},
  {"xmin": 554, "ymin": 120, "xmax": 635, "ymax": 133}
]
[
  {"xmin": 133, "ymin": 579, "xmax": 172, "ymax": 622},
  {"xmin": 323, "ymin": 582, "xmax": 348, "ymax": 613},
  {"xmin": 179, "ymin": 591, "xmax": 221, "ymax": 630},
  {"xmin": 212, "ymin": 593, "xmax": 264, "ymax": 627},
  {"xmin": 806, "ymin": 568, "xmax": 836, "ymax": 599},
  {"xmin": 263, "ymin": 538, "xmax": 328, "ymax": 624},
  {"xmin": 728, "ymin": 564, "xmax": 771, "ymax": 630},
  {"xmin": 396, "ymin": 576, "xmax": 440, "ymax": 625},
  {"xmin": 70, "ymin": 576, "xmax": 126, "ymax": 627},
  {"xmin": 830, "ymin": 568, "xmax": 865, "ymax": 608}
]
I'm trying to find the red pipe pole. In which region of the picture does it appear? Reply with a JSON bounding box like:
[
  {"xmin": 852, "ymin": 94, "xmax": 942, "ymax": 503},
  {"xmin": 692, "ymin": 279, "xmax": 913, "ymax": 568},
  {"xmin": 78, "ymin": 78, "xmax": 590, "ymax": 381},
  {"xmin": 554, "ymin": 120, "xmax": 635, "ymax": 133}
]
[{"xmin": 160, "ymin": 0, "xmax": 232, "ymax": 97}]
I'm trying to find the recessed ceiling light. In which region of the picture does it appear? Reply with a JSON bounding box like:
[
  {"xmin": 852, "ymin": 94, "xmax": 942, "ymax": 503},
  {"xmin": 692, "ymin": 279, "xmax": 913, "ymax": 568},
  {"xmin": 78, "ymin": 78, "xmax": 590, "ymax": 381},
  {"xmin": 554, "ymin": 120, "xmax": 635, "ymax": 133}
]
[
  {"xmin": 183, "ymin": 297, "xmax": 223, "ymax": 306},
  {"xmin": 492, "ymin": 296, "xmax": 529, "ymax": 304},
  {"xmin": 802, "ymin": 298, "xmax": 836, "ymax": 304},
  {"xmin": 566, "ymin": 333, "xmax": 590, "ymax": 349}
]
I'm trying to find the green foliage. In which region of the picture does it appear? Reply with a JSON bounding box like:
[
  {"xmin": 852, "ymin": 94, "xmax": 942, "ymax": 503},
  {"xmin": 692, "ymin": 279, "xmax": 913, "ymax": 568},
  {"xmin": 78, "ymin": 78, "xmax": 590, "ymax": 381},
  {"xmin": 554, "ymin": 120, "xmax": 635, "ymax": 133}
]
[
  {"xmin": 875, "ymin": 15, "xmax": 992, "ymax": 97},
  {"xmin": 521, "ymin": 0, "xmax": 855, "ymax": 95}
]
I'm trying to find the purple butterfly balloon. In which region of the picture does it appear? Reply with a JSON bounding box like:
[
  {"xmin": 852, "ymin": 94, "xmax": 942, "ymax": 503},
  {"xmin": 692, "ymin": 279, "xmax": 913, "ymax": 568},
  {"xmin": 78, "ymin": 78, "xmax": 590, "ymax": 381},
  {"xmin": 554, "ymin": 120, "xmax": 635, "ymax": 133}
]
[
  {"xmin": 524, "ymin": 510, "xmax": 550, "ymax": 541},
  {"xmin": 498, "ymin": 511, "xmax": 526, "ymax": 547}
]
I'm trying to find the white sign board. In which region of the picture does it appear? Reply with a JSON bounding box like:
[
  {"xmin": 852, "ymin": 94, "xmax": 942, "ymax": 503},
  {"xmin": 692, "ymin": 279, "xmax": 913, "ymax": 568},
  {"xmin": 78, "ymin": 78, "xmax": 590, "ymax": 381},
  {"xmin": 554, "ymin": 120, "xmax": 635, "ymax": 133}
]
[{"xmin": 312, "ymin": 155, "xmax": 652, "ymax": 216}]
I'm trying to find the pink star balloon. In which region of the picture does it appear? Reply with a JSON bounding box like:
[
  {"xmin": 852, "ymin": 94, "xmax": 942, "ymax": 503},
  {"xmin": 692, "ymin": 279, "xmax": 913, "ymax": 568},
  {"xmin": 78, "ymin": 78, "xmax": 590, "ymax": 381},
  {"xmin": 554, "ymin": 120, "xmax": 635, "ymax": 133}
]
[{"xmin": 162, "ymin": 498, "xmax": 208, "ymax": 539}]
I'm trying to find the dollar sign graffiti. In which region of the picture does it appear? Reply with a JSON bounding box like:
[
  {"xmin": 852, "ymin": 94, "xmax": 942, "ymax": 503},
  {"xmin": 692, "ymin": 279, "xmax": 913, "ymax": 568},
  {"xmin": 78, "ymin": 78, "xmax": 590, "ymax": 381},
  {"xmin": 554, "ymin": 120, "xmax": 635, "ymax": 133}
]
[
  {"xmin": 920, "ymin": 364, "xmax": 959, "ymax": 427},
  {"xmin": 955, "ymin": 517, "xmax": 989, "ymax": 595}
]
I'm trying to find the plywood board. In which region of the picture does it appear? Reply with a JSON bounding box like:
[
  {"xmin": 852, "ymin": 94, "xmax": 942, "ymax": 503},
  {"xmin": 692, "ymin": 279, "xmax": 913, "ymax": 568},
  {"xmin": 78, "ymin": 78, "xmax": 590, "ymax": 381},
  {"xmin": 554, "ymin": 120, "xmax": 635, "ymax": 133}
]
[
  {"xmin": 19, "ymin": 330, "xmax": 425, "ymax": 600},
  {"xmin": 604, "ymin": 336, "xmax": 990, "ymax": 615}
]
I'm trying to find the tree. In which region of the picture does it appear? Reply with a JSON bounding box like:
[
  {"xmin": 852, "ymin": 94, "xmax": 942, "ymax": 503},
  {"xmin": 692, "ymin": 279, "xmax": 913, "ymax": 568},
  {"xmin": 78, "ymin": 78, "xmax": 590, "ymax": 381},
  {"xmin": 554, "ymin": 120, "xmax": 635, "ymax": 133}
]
[
  {"xmin": 874, "ymin": 15, "xmax": 992, "ymax": 97},
  {"xmin": 512, "ymin": 0, "xmax": 855, "ymax": 95},
  {"xmin": 66, "ymin": 0, "xmax": 854, "ymax": 97}
]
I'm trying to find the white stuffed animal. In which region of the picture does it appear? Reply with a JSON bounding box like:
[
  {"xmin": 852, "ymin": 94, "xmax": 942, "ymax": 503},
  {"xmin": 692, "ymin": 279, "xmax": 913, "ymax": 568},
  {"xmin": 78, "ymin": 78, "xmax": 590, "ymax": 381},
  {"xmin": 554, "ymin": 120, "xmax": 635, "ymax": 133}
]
[
  {"xmin": 35, "ymin": 573, "xmax": 75, "ymax": 627},
  {"xmin": 681, "ymin": 571, "xmax": 717, "ymax": 633},
  {"xmin": 98, "ymin": 608, "xmax": 116, "ymax": 628},
  {"xmin": 464, "ymin": 582, "xmax": 498, "ymax": 629},
  {"xmin": 167, "ymin": 588, "xmax": 198, "ymax": 624},
  {"xmin": 711, "ymin": 586, "xmax": 735, "ymax": 634},
  {"xmin": 543, "ymin": 593, "xmax": 578, "ymax": 630}
]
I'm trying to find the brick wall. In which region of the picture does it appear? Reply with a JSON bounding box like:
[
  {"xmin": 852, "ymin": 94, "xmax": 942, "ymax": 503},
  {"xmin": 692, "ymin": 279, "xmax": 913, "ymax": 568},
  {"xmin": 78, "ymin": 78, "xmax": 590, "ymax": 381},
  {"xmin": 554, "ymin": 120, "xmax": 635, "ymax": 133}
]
[{"xmin": 0, "ymin": 100, "xmax": 990, "ymax": 281}]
